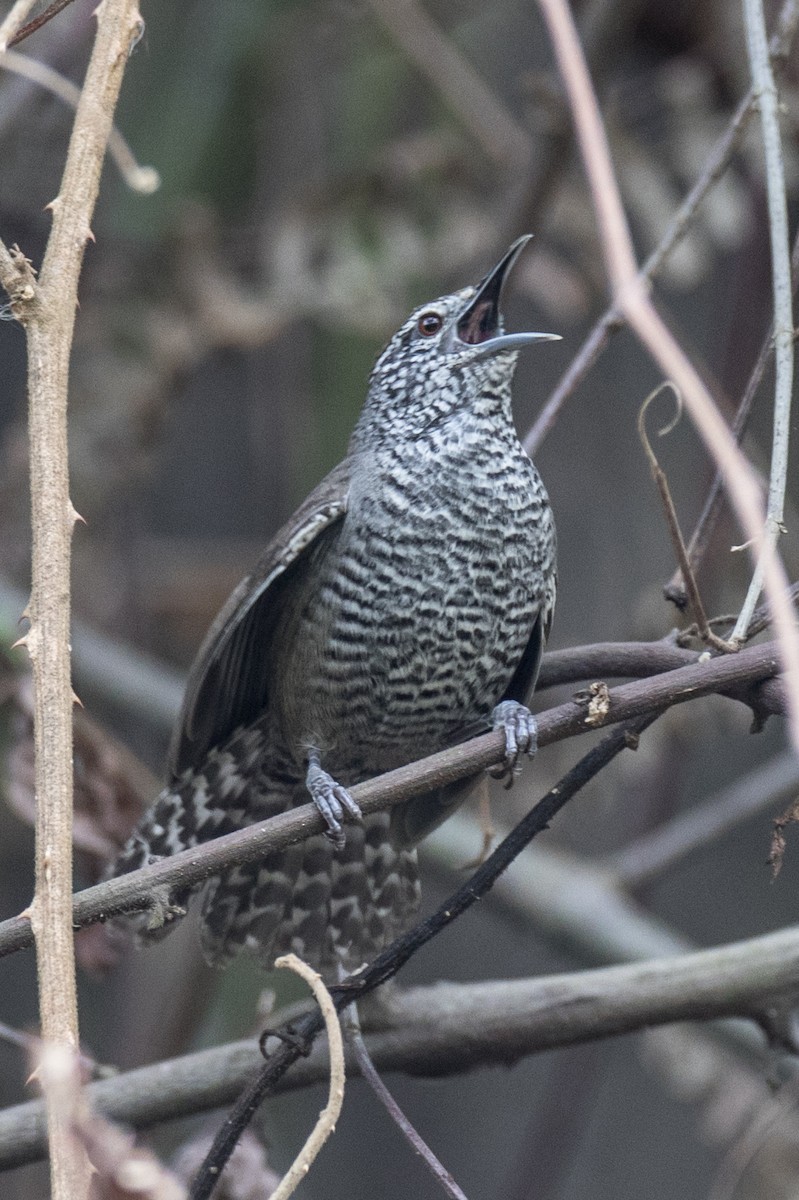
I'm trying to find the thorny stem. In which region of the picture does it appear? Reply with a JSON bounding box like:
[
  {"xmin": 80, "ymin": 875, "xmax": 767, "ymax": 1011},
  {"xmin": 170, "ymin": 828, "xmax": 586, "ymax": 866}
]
[
  {"xmin": 731, "ymin": 0, "xmax": 795, "ymax": 643},
  {"xmin": 0, "ymin": 3, "xmax": 144, "ymax": 1198}
]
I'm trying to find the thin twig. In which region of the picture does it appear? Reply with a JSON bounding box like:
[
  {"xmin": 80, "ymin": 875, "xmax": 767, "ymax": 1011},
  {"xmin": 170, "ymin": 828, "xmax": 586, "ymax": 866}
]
[
  {"xmin": 345, "ymin": 1005, "xmax": 469, "ymax": 1200},
  {"xmin": 0, "ymin": 50, "xmax": 159, "ymax": 193},
  {"xmin": 535, "ymin": 0, "xmax": 799, "ymax": 763},
  {"xmin": 266, "ymin": 955, "xmax": 344, "ymax": 1200},
  {"xmin": 744, "ymin": 581, "xmax": 799, "ymax": 640},
  {"xmin": 665, "ymin": 231, "xmax": 799, "ymax": 608},
  {"xmin": 0, "ymin": 0, "xmax": 37, "ymax": 49},
  {"xmin": 638, "ymin": 385, "xmax": 734, "ymax": 651},
  {"xmin": 187, "ymin": 715, "xmax": 658, "ymax": 1200},
  {"xmin": 731, "ymin": 0, "xmax": 795, "ymax": 643},
  {"xmin": 523, "ymin": 0, "xmax": 799, "ymax": 456}
]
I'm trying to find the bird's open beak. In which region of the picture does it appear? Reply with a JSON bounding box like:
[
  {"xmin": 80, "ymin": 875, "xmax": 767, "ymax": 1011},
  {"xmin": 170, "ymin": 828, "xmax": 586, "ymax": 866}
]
[{"xmin": 454, "ymin": 235, "xmax": 560, "ymax": 356}]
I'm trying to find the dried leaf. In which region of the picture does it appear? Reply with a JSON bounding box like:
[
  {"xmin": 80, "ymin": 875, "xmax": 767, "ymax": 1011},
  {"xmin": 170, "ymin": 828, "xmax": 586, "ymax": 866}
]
[
  {"xmin": 585, "ymin": 681, "xmax": 611, "ymax": 727},
  {"xmin": 769, "ymin": 796, "xmax": 799, "ymax": 878}
]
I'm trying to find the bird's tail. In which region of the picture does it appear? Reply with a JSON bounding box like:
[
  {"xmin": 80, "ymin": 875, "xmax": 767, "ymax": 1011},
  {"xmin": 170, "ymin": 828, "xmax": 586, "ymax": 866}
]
[
  {"xmin": 110, "ymin": 763, "xmax": 422, "ymax": 975},
  {"xmin": 198, "ymin": 807, "xmax": 421, "ymax": 974}
]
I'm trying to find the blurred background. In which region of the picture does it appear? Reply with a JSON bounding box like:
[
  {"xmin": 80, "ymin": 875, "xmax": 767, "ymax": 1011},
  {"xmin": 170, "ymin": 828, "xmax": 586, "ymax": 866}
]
[{"xmin": 1, "ymin": 0, "xmax": 799, "ymax": 1196}]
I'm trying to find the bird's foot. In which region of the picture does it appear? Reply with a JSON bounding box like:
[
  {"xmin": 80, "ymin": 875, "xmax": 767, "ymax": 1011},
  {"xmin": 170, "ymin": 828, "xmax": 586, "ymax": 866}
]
[
  {"xmin": 306, "ymin": 753, "xmax": 362, "ymax": 848},
  {"xmin": 488, "ymin": 700, "xmax": 537, "ymax": 785}
]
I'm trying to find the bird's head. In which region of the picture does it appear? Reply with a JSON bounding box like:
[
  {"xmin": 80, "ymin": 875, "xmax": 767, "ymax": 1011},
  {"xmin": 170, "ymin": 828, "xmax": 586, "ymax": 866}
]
[{"xmin": 352, "ymin": 236, "xmax": 560, "ymax": 449}]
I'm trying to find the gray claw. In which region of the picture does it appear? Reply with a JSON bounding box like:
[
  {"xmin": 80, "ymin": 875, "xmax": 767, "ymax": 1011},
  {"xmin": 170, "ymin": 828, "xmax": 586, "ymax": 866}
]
[
  {"xmin": 306, "ymin": 757, "xmax": 362, "ymax": 848},
  {"xmin": 490, "ymin": 700, "xmax": 538, "ymax": 780}
]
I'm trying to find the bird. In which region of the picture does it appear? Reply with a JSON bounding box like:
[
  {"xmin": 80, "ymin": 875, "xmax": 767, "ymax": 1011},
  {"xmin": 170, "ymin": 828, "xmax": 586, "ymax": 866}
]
[{"xmin": 111, "ymin": 235, "xmax": 558, "ymax": 977}]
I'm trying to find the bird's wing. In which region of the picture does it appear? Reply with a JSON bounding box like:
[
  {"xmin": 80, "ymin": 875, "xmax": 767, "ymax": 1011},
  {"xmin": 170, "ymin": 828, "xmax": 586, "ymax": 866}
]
[{"xmin": 168, "ymin": 457, "xmax": 352, "ymax": 777}]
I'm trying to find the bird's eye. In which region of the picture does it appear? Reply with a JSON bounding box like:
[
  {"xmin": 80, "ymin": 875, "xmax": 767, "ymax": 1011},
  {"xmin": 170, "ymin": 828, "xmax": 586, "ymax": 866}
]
[{"xmin": 417, "ymin": 311, "xmax": 443, "ymax": 337}]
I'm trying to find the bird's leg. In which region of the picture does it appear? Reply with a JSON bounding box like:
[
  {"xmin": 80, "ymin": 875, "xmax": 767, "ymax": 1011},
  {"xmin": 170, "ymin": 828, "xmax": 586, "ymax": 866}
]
[
  {"xmin": 305, "ymin": 749, "xmax": 362, "ymax": 848},
  {"xmin": 488, "ymin": 700, "xmax": 538, "ymax": 784}
]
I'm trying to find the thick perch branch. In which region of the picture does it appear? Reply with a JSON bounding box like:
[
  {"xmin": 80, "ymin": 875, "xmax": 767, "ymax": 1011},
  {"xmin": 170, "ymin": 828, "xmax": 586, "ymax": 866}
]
[{"xmin": 0, "ymin": 636, "xmax": 783, "ymax": 960}]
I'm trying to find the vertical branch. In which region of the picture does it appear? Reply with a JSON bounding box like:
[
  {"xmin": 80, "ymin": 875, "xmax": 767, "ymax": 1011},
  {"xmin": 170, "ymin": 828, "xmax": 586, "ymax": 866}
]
[
  {"xmin": 0, "ymin": 3, "xmax": 144, "ymax": 1198},
  {"xmin": 731, "ymin": 0, "xmax": 795, "ymax": 642}
]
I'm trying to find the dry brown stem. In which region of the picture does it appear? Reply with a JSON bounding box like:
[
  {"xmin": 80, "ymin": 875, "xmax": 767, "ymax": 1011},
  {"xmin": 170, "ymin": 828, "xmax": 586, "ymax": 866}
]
[{"xmin": 0, "ymin": 2, "xmax": 144, "ymax": 1197}]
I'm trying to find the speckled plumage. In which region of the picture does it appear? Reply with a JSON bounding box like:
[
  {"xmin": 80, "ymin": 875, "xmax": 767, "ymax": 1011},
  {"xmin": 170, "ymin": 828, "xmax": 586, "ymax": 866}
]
[{"xmin": 112, "ymin": 238, "xmax": 558, "ymax": 975}]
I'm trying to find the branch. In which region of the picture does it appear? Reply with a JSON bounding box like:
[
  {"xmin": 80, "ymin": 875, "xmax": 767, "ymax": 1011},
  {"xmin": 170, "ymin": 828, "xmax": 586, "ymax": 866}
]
[
  {"xmin": 5, "ymin": 0, "xmax": 77, "ymax": 48},
  {"xmin": 534, "ymin": 0, "xmax": 799, "ymax": 764},
  {"xmin": 731, "ymin": 0, "xmax": 795, "ymax": 642},
  {"xmin": 4, "ymin": 3, "xmax": 143, "ymax": 1197},
  {"xmin": 0, "ymin": 0, "xmax": 37, "ymax": 49},
  {"xmin": 345, "ymin": 1010, "xmax": 469, "ymax": 1200},
  {"xmin": 0, "ymin": 638, "xmax": 783, "ymax": 961},
  {"xmin": 5, "ymin": 921, "xmax": 799, "ymax": 1170}
]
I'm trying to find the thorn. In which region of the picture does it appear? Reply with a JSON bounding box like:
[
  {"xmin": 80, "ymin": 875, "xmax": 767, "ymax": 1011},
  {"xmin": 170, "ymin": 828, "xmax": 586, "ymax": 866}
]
[
  {"xmin": 129, "ymin": 14, "xmax": 145, "ymax": 55},
  {"xmin": 85, "ymin": 228, "xmax": 95, "ymax": 245},
  {"xmin": 69, "ymin": 503, "xmax": 87, "ymax": 527},
  {"xmin": 19, "ymin": 604, "xmax": 30, "ymax": 622},
  {"xmin": 44, "ymin": 196, "xmax": 62, "ymax": 214},
  {"xmin": 10, "ymin": 635, "xmax": 28, "ymax": 651},
  {"xmin": 72, "ymin": 689, "xmax": 84, "ymax": 709}
]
